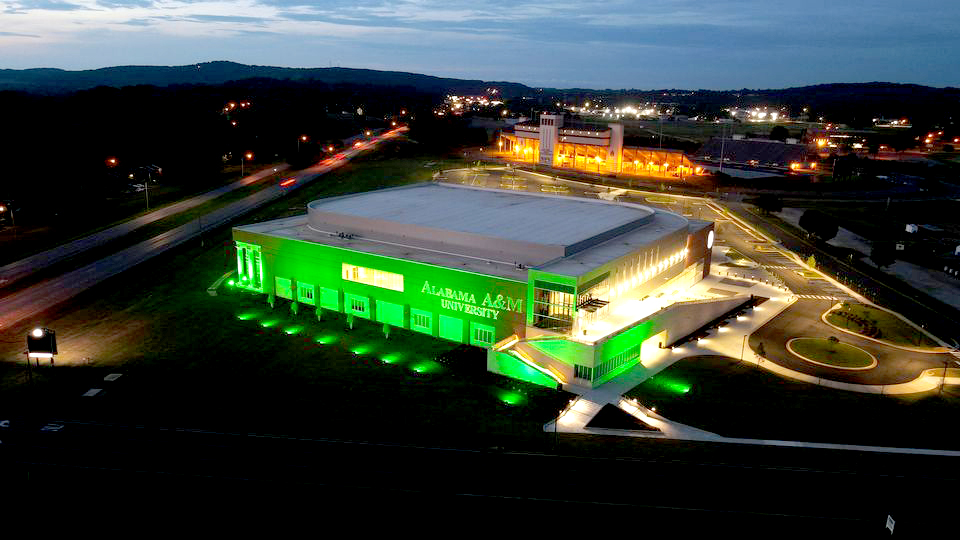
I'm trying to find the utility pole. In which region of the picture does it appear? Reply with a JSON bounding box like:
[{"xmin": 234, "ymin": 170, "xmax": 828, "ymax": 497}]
[{"xmin": 719, "ymin": 123, "xmax": 727, "ymax": 175}]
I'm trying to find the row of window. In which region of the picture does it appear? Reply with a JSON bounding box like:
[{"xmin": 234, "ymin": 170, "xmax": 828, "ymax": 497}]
[
  {"xmin": 594, "ymin": 345, "xmax": 641, "ymax": 382},
  {"xmin": 342, "ymin": 263, "xmax": 404, "ymax": 292},
  {"xmin": 274, "ymin": 278, "xmax": 495, "ymax": 346}
]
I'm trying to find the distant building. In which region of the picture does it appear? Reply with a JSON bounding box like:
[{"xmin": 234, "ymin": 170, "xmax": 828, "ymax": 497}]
[{"xmin": 497, "ymin": 113, "xmax": 698, "ymax": 178}]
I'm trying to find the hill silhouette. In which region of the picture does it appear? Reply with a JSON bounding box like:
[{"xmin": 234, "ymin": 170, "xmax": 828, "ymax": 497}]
[{"xmin": 0, "ymin": 60, "xmax": 532, "ymax": 97}]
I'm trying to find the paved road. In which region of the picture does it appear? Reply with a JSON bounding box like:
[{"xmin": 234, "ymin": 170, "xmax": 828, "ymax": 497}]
[
  {"xmin": 0, "ymin": 164, "xmax": 289, "ymax": 290},
  {"xmin": 750, "ymin": 300, "xmax": 951, "ymax": 384},
  {"xmin": 728, "ymin": 201, "xmax": 960, "ymax": 339},
  {"xmin": 0, "ymin": 127, "xmax": 406, "ymax": 331}
]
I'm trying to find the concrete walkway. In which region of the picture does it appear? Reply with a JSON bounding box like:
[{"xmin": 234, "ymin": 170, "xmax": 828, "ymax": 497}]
[
  {"xmin": 543, "ymin": 222, "xmax": 960, "ymax": 455},
  {"xmin": 544, "ymin": 273, "xmax": 960, "ymax": 456}
]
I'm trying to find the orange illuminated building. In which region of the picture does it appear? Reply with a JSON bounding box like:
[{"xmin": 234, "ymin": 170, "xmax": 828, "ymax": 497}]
[{"xmin": 498, "ymin": 113, "xmax": 699, "ymax": 178}]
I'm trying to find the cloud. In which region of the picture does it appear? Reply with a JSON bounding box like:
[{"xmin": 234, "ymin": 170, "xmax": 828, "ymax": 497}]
[
  {"xmin": 179, "ymin": 14, "xmax": 271, "ymax": 24},
  {"xmin": 96, "ymin": 0, "xmax": 157, "ymax": 7},
  {"xmin": 0, "ymin": 31, "xmax": 41, "ymax": 37},
  {"xmin": 7, "ymin": 0, "xmax": 86, "ymax": 11},
  {"xmin": 117, "ymin": 17, "xmax": 153, "ymax": 26}
]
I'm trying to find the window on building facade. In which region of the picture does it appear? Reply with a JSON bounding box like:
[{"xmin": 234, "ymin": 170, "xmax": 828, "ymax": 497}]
[
  {"xmin": 574, "ymin": 364, "xmax": 593, "ymax": 381},
  {"xmin": 297, "ymin": 283, "xmax": 315, "ymax": 305},
  {"xmin": 533, "ymin": 287, "xmax": 575, "ymax": 330},
  {"xmin": 472, "ymin": 325, "xmax": 494, "ymax": 346},
  {"xmin": 412, "ymin": 312, "xmax": 431, "ymax": 331},
  {"xmin": 350, "ymin": 297, "xmax": 367, "ymax": 314},
  {"xmin": 235, "ymin": 242, "xmax": 263, "ymax": 292},
  {"xmin": 342, "ymin": 263, "xmax": 404, "ymax": 292}
]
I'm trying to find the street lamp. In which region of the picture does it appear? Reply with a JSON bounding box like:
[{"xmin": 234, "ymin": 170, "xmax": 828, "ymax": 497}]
[
  {"xmin": 0, "ymin": 203, "xmax": 16, "ymax": 242},
  {"xmin": 241, "ymin": 152, "xmax": 253, "ymax": 177},
  {"xmin": 298, "ymin": 135, "xmax": 308, "ymax": 152}
]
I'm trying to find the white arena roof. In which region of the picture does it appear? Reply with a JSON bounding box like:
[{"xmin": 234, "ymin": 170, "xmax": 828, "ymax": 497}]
[
  {"xmin": 306, "ymin": 182, "xmax": 654, "ymax": 249},
  {"xmin": 236, "ymin": 182, "xmax": 691, "ymax": 280}
]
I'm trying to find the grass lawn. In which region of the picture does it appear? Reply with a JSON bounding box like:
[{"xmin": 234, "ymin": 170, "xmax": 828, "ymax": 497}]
[
  {"xmin": 788, "ymin": 338, "xmax": 874, "ymax": 369},
  {"xmin": 826, "ymin": 303, "xmax": 940, "ymax": 349},
  {"xmin": 625, "ymin": 355, "xmax": 960, "ymax": 449},
  {"xmin": 0, "ymin": 143, "xmax": 567, "ymax": 451}
]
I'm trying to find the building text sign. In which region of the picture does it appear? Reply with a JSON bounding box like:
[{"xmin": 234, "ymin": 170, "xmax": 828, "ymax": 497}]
[{"xmin": 421, "ymin": 281, "xmax": 522, "ymax": 320}]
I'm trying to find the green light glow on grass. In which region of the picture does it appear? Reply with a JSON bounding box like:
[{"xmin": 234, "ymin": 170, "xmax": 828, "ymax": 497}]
[
  {"xmin": 351, "ymin": 343, "xmax": 375, "ymax": 355},
  {"xmin": 380, "ymin": 353, "xmax": 402, "ymax": 364},
  {"xmin": 495, "ymin": 389, "xmax": 526, "ymax": 406},
  {"xmin": 314, "ymin": 333, "xmax": 338, "ymax": 344},
  {"xmin": 227, "ymin": 280, "xmax": 235, "ymax": 286},
  {"xmin": 283, "ymin": 325, "xmax": 303, "ymax": 335},
  {"xmin": 652, "ymin": 376, "xmax": 692, "ymax": 395},
  {"xmin": 410, "ymin": 360, "xmax": 442, "ymax": 374},
  {"xmin": 260, "ymin": 319, "xmax": 278, "ymax": 328},
  {"xmin": 236, "ymin": 312, "xmax": 258, "ymax": 321}
]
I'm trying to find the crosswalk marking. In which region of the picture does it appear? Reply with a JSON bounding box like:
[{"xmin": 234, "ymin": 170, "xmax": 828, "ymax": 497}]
[{"xmin": 795, "ymin": 294, "xmax": 848, "ymax": 300}]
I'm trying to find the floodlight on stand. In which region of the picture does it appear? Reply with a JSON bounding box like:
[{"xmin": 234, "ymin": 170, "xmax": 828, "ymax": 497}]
[{"xmin": 27, "ymin": 327, "xmax": 57, "ymax": 359}]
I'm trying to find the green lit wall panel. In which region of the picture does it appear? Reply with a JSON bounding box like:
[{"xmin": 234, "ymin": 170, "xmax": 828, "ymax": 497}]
[
  {"xmin": 319, "ymin": 287, "xmax": 340, "ymax": 310},
  {"xmin": 275, "ymin": 277, "xmax": 293, "ymax": 300},
  {"xmin": 376, "ymin": 300, "xmax": 405, "ymax": 327},
  {"xmin": 598, "ymin": 319, "xmax": 654, "ymax": 361},
  {"xmin": 439, "ymin": 315, "xmax": 463, "ymax": 343},
  {"xmin": 231, "ymin": 229, "xmax": 527, "ymax": 343},
  {"xmin": 526, "ymin": 338, "xmax": 594, "ymax": 367},
  {"xmin": 489, "ymin": 351, "xmax": 558, "ymax": 389}
]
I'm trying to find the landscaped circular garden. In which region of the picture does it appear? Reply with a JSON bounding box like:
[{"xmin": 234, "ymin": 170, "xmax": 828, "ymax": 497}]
[{"xmin": 786, "ymin": 337, "xmax": 877, "ymax": 370}]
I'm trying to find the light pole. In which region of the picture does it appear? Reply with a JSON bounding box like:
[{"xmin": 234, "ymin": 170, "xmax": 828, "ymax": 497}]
[
  {"xmin": 241, "ymin": 152, "xmax": 253, "ymax": 177},
  {"xmin": 0, "ymin": 203, "xmax": 16, "ymax": 242},
  {"xmin": 941, "ymin": 358, "xmax": 949, "ymax": 397},
  {"xmin": 298, "ymin": 135, "xmax": 307, "ymax": 153}
]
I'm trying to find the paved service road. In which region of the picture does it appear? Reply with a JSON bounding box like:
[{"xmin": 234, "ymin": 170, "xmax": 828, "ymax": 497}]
[
  {"xmin": 750, "ymin": 299, "xmax": 952, "ymax": 385},
  {"xmin": 0, "ymin": 127, "xmax": 406, "ymax": 331}
]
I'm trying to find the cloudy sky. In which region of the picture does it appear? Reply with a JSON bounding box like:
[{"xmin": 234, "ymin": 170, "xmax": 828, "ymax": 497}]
[{"xmin": 1, "ymin": 0, "xmax": 957, "ymax": 89}]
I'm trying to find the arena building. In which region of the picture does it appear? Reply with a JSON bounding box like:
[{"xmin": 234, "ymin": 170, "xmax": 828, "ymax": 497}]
[
  {"xmin": 498, "ymin": 113, "xmax": 699, "ymax": 179},
  {"xmin": 231, "ymin": 182, "xmax": 746, "ymax": 389}
]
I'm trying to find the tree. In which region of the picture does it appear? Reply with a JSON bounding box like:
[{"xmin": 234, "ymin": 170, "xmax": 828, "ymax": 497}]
[
  {"xmin": 799, "ymin": 209, "xmax": 839, "ymax": 242},
  {"xmin": 870, "ymin": 242, "xmax": 897, "ymax": 268},
  {"xmin": 752, "ymin": 194, "xmax": 783, "ymax": 215},
  {"xmin": 890, "ymin": 134, "xmax": 913, "ymax": 155},
  {"xmin": 769, "ymin": 125, "xmax": 789, "ymax": 142}
]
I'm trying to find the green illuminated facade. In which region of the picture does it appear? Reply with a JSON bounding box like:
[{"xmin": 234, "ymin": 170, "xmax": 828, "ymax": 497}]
[{"xmin": 232, "ymin": 182, "xmax": 726, "ymax": 389}]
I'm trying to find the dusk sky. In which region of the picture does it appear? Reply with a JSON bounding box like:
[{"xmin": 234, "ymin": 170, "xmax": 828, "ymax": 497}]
[{"xmin": 2, "ymin": 0, "xmax": 958, "ymax": 90}]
